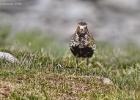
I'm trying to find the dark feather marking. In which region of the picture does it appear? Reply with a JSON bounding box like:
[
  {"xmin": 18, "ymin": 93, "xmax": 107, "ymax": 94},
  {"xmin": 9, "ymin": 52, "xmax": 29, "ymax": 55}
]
[{"xmin": 70, "ymin": 46, "xmax": 94, "ymax": 58}]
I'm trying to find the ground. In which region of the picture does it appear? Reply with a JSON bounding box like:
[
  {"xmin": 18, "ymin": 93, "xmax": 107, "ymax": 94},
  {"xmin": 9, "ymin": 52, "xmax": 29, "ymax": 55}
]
[{"xmin": 0, "ymin": 28, "xmax": 139, "ymax": 100}]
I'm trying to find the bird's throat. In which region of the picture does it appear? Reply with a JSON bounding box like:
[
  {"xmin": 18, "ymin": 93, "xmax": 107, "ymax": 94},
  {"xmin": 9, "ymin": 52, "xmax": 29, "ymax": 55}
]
[{"xmin": 77, "ymin": 32, "xmax": 86, "ymax": 37}]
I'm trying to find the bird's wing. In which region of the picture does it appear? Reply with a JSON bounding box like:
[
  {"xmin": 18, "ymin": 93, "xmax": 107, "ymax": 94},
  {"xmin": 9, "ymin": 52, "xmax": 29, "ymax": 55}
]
[
  {"xmin": 69, "ymin": 33, "xmax": 79, "ymax": 47},
  {"xmin": 87, "ymin": 33, "xmax": 96, "ymax": 50}
]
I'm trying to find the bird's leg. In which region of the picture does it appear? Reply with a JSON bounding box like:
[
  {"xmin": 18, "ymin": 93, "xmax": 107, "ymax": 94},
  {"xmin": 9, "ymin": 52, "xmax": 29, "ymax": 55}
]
[
  {"xmin": 86, "ymin": 58, "xmax": 89, "ymax": 66},
  {"xmin": 76, "ymin": 57, "xmax": 79, "ymax": 68},
  {"xmin": 74, "ymin": 57, "xmax": 79, "ymax": 74}
]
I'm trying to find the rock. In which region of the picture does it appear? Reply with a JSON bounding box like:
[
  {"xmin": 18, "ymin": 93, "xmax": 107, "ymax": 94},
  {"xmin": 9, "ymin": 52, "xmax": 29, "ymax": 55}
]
[
  {"xmin": 96, "ymin": 76, "xmax": 113, "ymax": 85},
  {"xmin": 102, "ymin": 77, "xmax": 113, "ymax": 85},
  {"xmin": 0, "ymin": 52, "xmax": 19, "ymax": 63}
]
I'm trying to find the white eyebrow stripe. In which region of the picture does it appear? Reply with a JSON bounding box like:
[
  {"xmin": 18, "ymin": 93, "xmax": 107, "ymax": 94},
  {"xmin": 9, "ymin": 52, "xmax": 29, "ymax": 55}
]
[{"xmin": 79, "ymin": 25, "xmax": 87, "ymax": 29}]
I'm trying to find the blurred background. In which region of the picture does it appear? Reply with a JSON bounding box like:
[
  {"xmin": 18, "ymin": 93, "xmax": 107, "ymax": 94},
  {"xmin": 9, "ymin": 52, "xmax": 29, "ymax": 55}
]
[{"xmin": 0, "ymin": 0, "xmax": 140, "ymax": 50}]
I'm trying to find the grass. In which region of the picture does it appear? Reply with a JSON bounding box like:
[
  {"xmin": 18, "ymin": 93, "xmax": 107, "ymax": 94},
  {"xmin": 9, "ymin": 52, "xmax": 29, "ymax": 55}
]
[{"xmin": 0, "ymin": 28, "xmax": 139, "ymax": 100}]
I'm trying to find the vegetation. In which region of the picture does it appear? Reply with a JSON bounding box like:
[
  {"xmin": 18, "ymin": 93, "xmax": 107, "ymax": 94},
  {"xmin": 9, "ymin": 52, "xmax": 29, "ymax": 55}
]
[{"xmin": 0, "ymin": 27, "xmax": 139, "ymax": 100}]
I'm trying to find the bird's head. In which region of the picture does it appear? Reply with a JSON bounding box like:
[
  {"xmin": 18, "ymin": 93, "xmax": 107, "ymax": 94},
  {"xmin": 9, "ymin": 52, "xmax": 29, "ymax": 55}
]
[{"xmin": 76, "ymin": 22, "xmax": 88, "ymax": 34}]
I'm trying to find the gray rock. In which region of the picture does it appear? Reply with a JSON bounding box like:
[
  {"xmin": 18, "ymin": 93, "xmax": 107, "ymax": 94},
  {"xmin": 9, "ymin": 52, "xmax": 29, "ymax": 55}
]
[{"xmin": 0, "ymin": 52, "xmax": 19, "ymax": 63}]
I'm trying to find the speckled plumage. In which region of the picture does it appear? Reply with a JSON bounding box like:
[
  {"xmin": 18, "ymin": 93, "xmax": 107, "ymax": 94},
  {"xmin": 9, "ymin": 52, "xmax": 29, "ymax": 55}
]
[{"xmin": 69, "ymin": 22, "xmax": 96, "ymax": 65}]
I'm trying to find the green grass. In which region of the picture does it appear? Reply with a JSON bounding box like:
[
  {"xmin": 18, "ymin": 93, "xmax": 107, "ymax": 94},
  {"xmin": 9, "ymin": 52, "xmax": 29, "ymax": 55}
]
[{"xmin": 0, "ymin": 29, "xmax": 139, "ymax": 99}]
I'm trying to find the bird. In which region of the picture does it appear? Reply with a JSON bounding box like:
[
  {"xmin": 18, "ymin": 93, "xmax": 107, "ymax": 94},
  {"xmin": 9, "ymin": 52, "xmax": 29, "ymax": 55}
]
[{"xmin": 69, "ymin": 21, "xmax": 96, "ymax": 66}]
